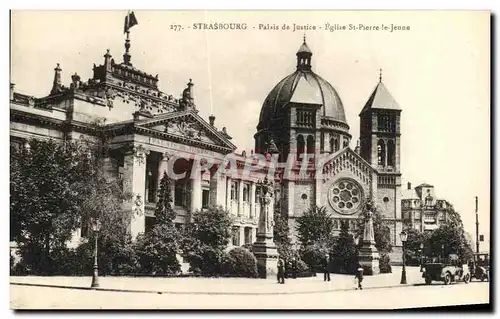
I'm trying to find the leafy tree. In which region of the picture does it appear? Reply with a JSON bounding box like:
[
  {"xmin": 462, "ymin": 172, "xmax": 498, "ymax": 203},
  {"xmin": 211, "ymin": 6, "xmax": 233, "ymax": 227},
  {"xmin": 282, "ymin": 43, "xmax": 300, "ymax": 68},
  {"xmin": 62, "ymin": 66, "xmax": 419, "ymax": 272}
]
[
  {"xmin": 222, "ymin": 247, "xmax": 258, "ymax": 278},
  {"xmin": 427, "ymin": 223, "xmax": 474, "ymax": 263},
  {"xmin": 183, "ymin": 206, "xmax": 233, "ymax": 276},
  {"xmin": 296, "ymin": 206, "xmax": 334, "ymax": 247},
  {"xmin": 154, "ymin": 172, "xmax": 176, "ymax": 225},
  {"xmin": 134, "ymin": 171, "xmax": 181, "ymax": 275},
  {"xmin": 10, "ymin": 139, "xmax": 83, "ymax": 274},
  {"xmin": 273, "ymin": 209, "xmax": 294, "ymax": 262},
  {"xmin": 330, "ymin": 220, "xmax": 358, "ymax": 274}
]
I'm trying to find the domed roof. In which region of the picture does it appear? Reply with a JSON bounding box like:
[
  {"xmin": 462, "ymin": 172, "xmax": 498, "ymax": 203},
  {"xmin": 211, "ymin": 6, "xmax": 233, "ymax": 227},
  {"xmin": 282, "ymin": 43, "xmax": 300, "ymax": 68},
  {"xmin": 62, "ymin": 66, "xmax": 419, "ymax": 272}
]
[{"xmin": 258, "ymin": 39, "xmax": 347, "ymax": 127}]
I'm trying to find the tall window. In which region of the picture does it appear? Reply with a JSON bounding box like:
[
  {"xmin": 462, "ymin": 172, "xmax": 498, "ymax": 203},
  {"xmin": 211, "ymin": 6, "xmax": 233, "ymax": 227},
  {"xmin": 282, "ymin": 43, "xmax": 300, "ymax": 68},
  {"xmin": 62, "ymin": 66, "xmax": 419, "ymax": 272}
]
[
  {"xmin": 343, "ymin": 139, "xmax": 349, "ymax": 148},
  {"xmin": 202, "ymin": 189, "xmax": 209, "ymax": 208},
  {"xmin": 297, "ymin": 134, "xmax": 305, "ymax": 159},
  {"xmin": 387, "ymin": 140, "xmax": 395, "ymax": 167},
  {"xmin": 174, "ymin": 179, "xmax": 188, "ymax": 207},
  {"xmin": 231, "ymin": 181, "xmax": 239, "ymax": 201},
  {"xmin": 243, "ymin": 183, "xmax": 250, "ymax": 202},
  {"xmin": 377, "ymin": 139, "xmax": 386, "ymax": 166},
  {"xmin": 232, "ymin": 227, "xmax": 240, "ymax": 246},
  {"xmin": 306, "ymin": 135, "xmax": 314, "ymax": 154},
  {"xmin": 244, "ymin": 227, "xmax": 252, "ymax": 245}
]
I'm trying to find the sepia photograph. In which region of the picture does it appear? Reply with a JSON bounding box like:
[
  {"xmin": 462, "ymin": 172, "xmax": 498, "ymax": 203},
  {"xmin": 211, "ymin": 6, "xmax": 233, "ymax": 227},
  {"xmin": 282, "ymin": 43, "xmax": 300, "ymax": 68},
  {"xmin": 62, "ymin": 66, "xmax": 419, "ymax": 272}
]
[{"xmin": 8, "ymin": 9, "xmax": 491, "ymax": 310}]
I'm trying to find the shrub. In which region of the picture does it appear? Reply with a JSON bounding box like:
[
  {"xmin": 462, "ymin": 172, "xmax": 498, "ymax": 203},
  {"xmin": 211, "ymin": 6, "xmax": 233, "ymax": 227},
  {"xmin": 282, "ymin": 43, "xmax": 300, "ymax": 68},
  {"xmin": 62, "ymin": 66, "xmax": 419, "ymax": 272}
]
[
  {"xmin": 222, "ymin": 247, "xmax": 258, "ymax": 278},
  {"xmin": 300, "ymin": 244, "xmax": 327, "ymax": 272},
  {"xmin": 134, "ymin": 224, "xmax": 181, "ymax": 276},
  {"xmin": 379, "ymin": 252, "xmax": 392, "ymax": 273}
]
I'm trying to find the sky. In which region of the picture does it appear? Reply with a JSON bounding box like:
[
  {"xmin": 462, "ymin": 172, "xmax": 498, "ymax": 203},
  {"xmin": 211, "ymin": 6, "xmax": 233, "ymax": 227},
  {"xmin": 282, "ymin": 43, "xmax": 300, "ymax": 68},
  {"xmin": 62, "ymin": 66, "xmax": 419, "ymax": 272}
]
[{"xmin": 10, "ymin": 10, "xmax": 490, "ymax": 249}]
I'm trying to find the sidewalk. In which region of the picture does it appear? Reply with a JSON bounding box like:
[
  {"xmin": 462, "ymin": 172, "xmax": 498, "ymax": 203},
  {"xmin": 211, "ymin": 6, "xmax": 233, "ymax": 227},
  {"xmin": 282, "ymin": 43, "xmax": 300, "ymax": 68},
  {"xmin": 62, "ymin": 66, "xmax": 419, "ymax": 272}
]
[{"xmin": 10, "ymin": 266, "xmax": 424, "ymax": 295}]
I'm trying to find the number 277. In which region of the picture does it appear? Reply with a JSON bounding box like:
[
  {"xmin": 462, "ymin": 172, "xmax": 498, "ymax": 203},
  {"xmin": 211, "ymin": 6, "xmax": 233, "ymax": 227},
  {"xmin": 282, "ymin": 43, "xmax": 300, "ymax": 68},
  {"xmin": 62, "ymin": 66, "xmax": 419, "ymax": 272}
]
[{"xmin": 170, "ymin": 24, "xmax": 182, "ymax": 31}]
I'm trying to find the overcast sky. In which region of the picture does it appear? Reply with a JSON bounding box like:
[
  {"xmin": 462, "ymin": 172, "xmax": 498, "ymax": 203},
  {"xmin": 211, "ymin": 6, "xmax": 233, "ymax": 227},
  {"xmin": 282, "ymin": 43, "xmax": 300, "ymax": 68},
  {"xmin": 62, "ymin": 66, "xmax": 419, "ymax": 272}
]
[{"xmin": 10, "ymin": 10, "xmax": 490, "ymax": 248}]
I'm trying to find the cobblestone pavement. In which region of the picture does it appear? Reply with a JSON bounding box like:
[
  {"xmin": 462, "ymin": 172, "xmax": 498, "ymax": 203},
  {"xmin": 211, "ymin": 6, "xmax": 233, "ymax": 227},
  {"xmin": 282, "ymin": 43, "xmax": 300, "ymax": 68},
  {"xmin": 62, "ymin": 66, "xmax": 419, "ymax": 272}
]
[
  {"xmin": 11, "ymin": 266, "xmax": 428, "ymax": 295},
  {"xmin": 10, "ymin": 281, "xmax": 489, "ymax": 309}
]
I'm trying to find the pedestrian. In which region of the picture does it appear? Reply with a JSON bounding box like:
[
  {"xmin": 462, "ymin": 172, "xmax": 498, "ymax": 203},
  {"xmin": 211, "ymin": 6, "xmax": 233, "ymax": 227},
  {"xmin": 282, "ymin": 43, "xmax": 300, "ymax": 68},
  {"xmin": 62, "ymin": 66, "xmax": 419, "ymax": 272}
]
[
  {"xmin": 277, "ymin": 258, "xmax": 285, "ymax": 284},
  {"xmin": 355, "ymin": 265, "xmax": 364, "ymax": 290},
  {"xmin": 324, "ymin": 254, "xmax": 331, "ymax": 282}
]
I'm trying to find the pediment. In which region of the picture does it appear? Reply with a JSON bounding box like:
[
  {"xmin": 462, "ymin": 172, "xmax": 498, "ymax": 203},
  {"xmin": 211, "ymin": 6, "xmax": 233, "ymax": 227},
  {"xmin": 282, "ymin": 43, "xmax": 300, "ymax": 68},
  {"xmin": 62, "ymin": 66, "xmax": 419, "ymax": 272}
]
[
  {"xmin": 135, "ymin": 111, "xmax": 236, "ymax": 151},
  {"xmin": 321, "ymin": 148, "xmax": 374, "ymax": 185}
]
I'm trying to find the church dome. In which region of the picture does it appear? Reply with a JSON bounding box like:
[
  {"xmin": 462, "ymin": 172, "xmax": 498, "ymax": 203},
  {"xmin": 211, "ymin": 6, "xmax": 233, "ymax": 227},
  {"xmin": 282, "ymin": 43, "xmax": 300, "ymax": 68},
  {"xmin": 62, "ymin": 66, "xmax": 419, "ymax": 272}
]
[{"xmin": 258, "ymin": 39, "xmax": 347, "ymax": 129}]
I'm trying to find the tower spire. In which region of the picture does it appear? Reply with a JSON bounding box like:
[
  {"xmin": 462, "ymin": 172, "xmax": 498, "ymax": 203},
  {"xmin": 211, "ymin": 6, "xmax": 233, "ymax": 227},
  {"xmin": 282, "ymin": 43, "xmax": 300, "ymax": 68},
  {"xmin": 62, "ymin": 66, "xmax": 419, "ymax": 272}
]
[
  {"xmin": 296, "ymin": 36, "xmax": 312, "ymax": 71},
  {"xmin": 379, "ymin": 68, "xmax": 383, "ymax": 83}
]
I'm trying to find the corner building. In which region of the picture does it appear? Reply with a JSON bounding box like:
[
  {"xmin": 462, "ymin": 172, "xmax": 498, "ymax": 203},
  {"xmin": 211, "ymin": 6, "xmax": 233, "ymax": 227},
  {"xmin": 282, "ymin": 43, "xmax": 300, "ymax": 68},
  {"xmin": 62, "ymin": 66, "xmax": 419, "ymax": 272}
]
[{"xmin": 10, "ymin": 36, "xmax": 405, "ymax": 261}]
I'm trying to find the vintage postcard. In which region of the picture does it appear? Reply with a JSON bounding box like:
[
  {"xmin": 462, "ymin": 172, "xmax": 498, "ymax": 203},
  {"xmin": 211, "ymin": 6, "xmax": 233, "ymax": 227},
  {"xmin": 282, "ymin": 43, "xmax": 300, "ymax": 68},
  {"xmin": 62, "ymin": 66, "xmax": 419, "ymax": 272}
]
[{"xmin": 9, "ymin": 10, "xmax": 490, "ymax": 310}]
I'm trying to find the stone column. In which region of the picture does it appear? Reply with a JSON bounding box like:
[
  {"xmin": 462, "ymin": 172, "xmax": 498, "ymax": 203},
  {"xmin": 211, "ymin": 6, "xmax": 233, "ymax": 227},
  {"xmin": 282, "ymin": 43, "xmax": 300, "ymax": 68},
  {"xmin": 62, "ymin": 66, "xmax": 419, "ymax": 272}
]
[
  {"xmin": 123, "ymin": 145, "xmax": 149, "ymax": 241},
  {"xmin": 239, "ymin": 226, "xmax": 245, "ymax": 246},
  {"xmin": 190, "ymin": 172, "xmax": 202, "ymax": 212},
  {"xmin": 252, "ymin": 179, "xmax": 279, "ymax": 278},
  {"xmin": 250, "ymin": 182, "xmax": 256, "ymax": 219},
  {"xmin": 226, "ymin": 176, "xmax": 232, "ymax": 210},
  {"xmin": 238, "ymin": 180, "xmax": 244, "ymax": 216},
  {"xmin": 358, "ymin": 201, "xmax": 380, "ymax": 275},
  {"xmin": 209, "ymin": 168, "xmax": 226, "ymax": 207}
]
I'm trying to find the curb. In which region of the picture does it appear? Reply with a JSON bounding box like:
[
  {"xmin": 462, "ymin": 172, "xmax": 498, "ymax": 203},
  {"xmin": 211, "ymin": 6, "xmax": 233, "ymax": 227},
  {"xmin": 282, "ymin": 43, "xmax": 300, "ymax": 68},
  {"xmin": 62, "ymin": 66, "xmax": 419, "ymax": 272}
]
[{"xmin": 10, "ymin": 281, "xmax": 417, "ymax": 296}]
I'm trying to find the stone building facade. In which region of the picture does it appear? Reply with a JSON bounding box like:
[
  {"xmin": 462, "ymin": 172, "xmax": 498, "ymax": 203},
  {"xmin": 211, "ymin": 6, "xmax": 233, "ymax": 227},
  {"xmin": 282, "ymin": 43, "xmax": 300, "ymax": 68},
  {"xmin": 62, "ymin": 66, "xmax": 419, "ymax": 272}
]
[
  {"xmin": 401, "ymin": 182, "xmax": 456, "ymax": 232},
  {"xmin": 10, "ymin": 35, "xmax": 406, "ymax": 259},
  {"xmin": 255, "ymin": 39, "xmax": 404, "ymax": 254}
]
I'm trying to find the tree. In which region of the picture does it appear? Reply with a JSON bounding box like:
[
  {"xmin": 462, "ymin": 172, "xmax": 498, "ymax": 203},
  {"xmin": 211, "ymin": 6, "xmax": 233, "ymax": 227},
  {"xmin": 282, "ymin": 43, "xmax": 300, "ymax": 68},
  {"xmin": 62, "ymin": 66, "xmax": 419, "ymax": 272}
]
[
  {"xmin": 10, "ymin": 139, "xmax": 84, "ymax": 274},
  {"xmin": 427, "ymin": 223, "xmax": 474, "ymax": 263},
  {"xmin": 296, "ymin": 206, "xmax": 335, "ymax": 271},
  {"xmin": 330, "ymin": 220, "xmax": 358, "ymax": 274},
  {"xmin": 154, "ymin": 172, "xmax": 176, "ymax": 225},
  {"xmin": 296, "ymin": 206, "xmax": 334, "ymax": 248},
  {"xmin": 183, "ymin": 206, "xmax": 233, "ymax": 276},
  {"xmin": 135, "ymin": 171, "xmax": 181, "ymax": 275}
]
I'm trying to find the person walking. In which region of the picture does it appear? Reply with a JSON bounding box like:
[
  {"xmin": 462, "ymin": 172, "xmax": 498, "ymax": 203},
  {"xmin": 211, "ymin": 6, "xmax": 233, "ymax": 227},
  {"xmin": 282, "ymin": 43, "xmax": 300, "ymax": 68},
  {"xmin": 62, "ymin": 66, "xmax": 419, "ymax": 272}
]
[
  {"xmin": 324, "ymin": 254, "xmax": 331, "ymax": 282},
  {"xmin": 277, "ymin": 258, "xmax": 285, "ymax": 284},
  {"xmin": 355, "ymin": 265, "xmax": 364, "ymax": 290}
]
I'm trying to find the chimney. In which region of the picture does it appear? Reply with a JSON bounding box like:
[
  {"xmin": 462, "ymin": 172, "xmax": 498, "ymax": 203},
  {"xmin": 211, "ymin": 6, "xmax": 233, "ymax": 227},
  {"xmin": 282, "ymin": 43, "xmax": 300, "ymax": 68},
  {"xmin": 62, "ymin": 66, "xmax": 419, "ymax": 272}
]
[
  {"xmin": 10, "ymin": 83, "xmax": 15, "ymax": 100},
  {"xmin": 407, "ymin": 182, "xmax": 411, "ymax": 190},
  {"xmin": 209, "ymin": 114, "xmax": 215, "ymax": 126}
]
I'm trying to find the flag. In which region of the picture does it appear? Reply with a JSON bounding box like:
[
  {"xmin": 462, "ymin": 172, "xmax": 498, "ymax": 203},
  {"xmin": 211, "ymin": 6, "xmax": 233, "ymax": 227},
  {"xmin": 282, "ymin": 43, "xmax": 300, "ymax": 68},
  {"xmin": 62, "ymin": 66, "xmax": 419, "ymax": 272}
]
[{"xmin": 124, "ymin": 11, "xmax": 138, "ymax": 33}]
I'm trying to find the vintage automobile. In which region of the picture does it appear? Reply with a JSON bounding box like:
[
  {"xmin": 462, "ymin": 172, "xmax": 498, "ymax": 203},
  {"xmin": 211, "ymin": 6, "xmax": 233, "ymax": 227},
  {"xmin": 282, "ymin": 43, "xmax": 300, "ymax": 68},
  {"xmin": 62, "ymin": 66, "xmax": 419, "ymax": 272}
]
[
  {"xmin": 469, "ymin": 253, "xmax": 490, "ymax": 282},
  {"xmin": 422, "ymin": 254, "xmax": 471, "ymax": 285}
]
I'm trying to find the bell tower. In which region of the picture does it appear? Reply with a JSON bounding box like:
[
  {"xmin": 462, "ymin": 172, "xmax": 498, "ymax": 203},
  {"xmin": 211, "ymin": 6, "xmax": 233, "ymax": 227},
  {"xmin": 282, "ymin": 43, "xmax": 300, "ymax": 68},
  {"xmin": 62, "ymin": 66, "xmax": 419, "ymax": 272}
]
[{"xmin": 359, "ymin": 69, "xmax": 403, "ymax": 247}]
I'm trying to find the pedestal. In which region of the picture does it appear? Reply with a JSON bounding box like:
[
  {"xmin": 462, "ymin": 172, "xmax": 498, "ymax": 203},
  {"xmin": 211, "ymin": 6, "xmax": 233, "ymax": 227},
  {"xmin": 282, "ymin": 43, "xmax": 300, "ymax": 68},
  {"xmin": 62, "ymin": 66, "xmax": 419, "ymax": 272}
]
[
  {"xmin": 252, "ymin": 233, "xmax": 279, "ymax": 278},
  {"xmin": 358, "ymin": 242, "xmax": 380, "ymax": 275}
]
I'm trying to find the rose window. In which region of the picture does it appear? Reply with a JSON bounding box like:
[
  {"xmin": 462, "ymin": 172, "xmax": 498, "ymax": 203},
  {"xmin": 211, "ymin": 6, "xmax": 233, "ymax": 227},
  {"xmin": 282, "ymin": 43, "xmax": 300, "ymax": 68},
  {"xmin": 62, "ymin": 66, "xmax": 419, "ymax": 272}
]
[{"xmin": 328, "ymin": 179, "xmax": 363, "ymax": 215}]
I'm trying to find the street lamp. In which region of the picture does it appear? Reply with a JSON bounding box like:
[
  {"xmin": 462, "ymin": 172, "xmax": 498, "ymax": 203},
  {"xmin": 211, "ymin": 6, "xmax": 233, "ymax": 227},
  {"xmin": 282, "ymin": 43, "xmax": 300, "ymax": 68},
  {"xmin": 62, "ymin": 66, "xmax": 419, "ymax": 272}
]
[
  {"xmin": 441, "ymin": 244, "xmax": 445, "ymax": 260},
  {"xmin": 420, "ymin": 243, "xmax": 424, "ymax": 271},
  {"xmin": 400, "ymin": 231, "xmax": 408, "ymax": 284},
  {"xmin": 91, "ymin": 218, "xmax": 102, "ymax": 289}
]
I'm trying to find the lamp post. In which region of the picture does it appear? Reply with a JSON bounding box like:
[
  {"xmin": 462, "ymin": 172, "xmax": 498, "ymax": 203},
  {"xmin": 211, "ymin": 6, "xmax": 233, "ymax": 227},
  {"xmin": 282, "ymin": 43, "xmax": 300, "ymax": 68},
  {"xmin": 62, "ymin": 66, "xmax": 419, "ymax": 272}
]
[
  {"xmin": 91, "ymin": 218, "xmax": 102, "ymax": 289},
  {"xmin": 441, "ymin": 244, "xmax": 445, "ymax": 261},
  {"xmin": 420, "ymin": 243, "xmax": 424, "ymax": 271},
  {"xmin": 400, "ymin": 231, "xmax": 408, "ymax": 284}
]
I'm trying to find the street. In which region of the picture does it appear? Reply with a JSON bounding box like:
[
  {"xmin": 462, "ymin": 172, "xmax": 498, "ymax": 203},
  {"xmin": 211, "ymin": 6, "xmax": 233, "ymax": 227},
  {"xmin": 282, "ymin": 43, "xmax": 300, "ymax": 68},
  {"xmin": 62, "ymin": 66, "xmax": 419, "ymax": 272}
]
[{"xmin": 10, "ymin": 281, "xmax": 489, "ymax": 309}]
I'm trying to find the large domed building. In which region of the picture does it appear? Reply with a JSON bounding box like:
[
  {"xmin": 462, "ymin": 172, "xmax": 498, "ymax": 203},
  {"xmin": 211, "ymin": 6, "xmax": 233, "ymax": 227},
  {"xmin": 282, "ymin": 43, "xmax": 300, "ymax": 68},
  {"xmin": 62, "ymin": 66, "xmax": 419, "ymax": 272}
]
[{"xmin": 255, "ymin": 38, "xmax": 404, "ymax": 261}]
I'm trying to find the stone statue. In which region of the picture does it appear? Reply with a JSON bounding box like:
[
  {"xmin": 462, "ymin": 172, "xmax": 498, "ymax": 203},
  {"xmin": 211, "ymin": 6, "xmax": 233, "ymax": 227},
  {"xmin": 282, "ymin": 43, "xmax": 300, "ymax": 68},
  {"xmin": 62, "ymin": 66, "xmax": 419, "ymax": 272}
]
[
  {"xmin": 260, "ymin": 178, "xmax": 275, "ymax": 232},
  {"xmin": 132, "ymin": 195, "xmax": 144, "ymax": 217},
  {"xmin": 179, "ymin": 79, "xmax": 196, "ymax": 111}
]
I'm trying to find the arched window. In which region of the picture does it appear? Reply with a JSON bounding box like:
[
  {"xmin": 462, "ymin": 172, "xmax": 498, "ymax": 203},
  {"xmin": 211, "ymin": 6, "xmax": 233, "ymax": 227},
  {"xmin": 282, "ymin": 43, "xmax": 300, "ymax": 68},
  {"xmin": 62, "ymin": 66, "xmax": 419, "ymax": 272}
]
[
  {"xmin": 343, "ymin": 139, "xmax": 349, "ymax": 148},
  {"xmin": 306, "ymin": 135, "xmax": 314, "ymax": 154},
  {"xmin": 387, "ymin": 140, "xmax": 395, "ymax": 167},
  {"xmin": 334, "ymin": 139, "xmax": 339, "ymax": 153},
  {"xmin": 329, "ymin": 138, "xmax": 334, "ymax": 153},
  {"xmin": 377, "ymin": 139, "xmax": 386, "ymax": 167},
  {"xmin": 297, "ymin": 134, "xmax": 305, "ymax": 159}
]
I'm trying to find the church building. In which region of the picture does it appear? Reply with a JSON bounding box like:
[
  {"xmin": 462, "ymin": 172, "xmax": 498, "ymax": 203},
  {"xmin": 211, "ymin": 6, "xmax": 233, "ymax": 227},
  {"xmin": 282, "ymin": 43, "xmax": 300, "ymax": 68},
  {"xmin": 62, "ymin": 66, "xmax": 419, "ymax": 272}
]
[{"xmin": 10, "ymin": 31, "xmax": 405, "ymax": 260}]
